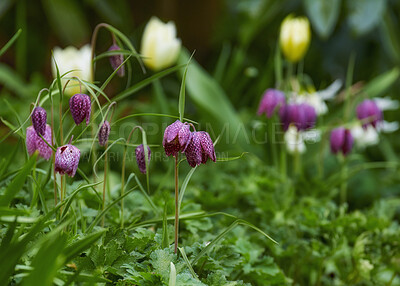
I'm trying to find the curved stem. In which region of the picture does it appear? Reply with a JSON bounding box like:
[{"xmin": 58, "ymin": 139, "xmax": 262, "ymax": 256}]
[
  {"xmin": 91, "ymin": 23, "xmax": 110, "ymax": 82},
  {"xmin": 174, "ymin": 155, "xmax": 179, "ymax": 254},
  {"xmin": 102, "ymin": 142, "xmax": 108, "ymax": 227}
]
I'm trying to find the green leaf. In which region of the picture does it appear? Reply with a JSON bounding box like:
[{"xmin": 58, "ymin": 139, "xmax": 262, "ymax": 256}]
[
  {"xmin": 178, "ymin": 247, "xmax": 199, "ymax": 280},
  {"xmin": 179, "ymin": 52, "xmax": 193, "ymax": 122},
  {"xmin": 0, "ymin": 29, "xmax": 22, "ymax": 57},
  {"xmin": 63, "ymin": 230, "xmax": 107, "ymax": 263},
  {"xmin": 304, "ymin": 0, "xmax": 341, "ymax": 38},
  {"xmin": 347, "ymin": 0, "xmax": 387, "ymax": 36},
  {"xmin": 360, "ymin": 67, "xmax": 399, "ymax": 98},
  {"xmin": 0, "ymin": 152, "xmax": 37, "ymax": 207}
]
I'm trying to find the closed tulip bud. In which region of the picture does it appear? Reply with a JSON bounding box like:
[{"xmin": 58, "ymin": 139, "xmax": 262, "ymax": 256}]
[
  {"xmin": 98, "ymin": 121, "xmax": 111, "ymax": 146},
  {"xmin": 280, "ymin": 15, "xmax": 311, "ymax": 63},
  {"xmin": 141, "ymin": 17, "xmax": 181, "ymax": 71},
  {"xmin": 135, "ymin": 144, "xmax": 151, "ymax": 174},
  {"xmin": 356, "ymin": 99, "xmax": 382, "ymax": 128},
  {"xmin": 184, "ymin": 131, "xmax": 216, "ymax": 168},
  {"xmin": 330, "ymin": 127, "xmax": 353, "ymax": 156},
  {"xmin": 257, "ymin": 89, "xmax": 285, "ymax": 118},
  {"xmin": 51, "ymin": 45, "xmax": 92, "ymax": 96},
  {"xmin": 108, "ymin": 44, "xmax": 125, "ymax": 77},
  {"xmin": 31, "ymin": 107, "xmax": 47, "ymax": 136},
  {"xmin": 26, "ymin": 124, "xmax": 53, "ymax": 160},
  {"xmin": 55, "ymin": 144, "xmax": 80, "ymax": 177},
  {"xmin": 163, "ymin": 120, "xmax": 191, "ymax": 157},
  {"xmin": 69, "ymin": 93, "xmax": 91, "ymax": 125}
]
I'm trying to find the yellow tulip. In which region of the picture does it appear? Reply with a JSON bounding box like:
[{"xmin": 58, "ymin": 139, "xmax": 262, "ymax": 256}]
[{"xmin": 280, "ymin": 15, "xmax": 311, "ymax": 63}]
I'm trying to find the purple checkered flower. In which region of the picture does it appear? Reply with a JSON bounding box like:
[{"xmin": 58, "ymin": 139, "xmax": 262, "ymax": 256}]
[
  {"xmin": 69, "ymin": 93, "xmax": 91, "ymax": 125},
  {"xmin": 184, "ymin": 131, "xmax": 216, "ymax": 168},
  {"xmin": 356, "ymin": 99, "xmax": 382, "ymax": 128},
  {"xmin": 330, "ymin": 127, "xmax": 353, "ymax": 156},
  {"xmin": 135, "ymin": 144, "xmax": 151, "ymax": 174},
  {"xmin": 31, "ymin": 107, "xmax": 47, "ymax": 136},
  {"xmin": 26, "ymin": 124, "xmax": 53, "ymax": 160},
  {"xmin": 163, "ymin": 120, "xmax": 191, "ymax": 157},
  {"xmin": 108, "ymin": 44, "xmax": 125, "ymax": 77},
  {"xmin": 54, "ymin": 144, "xmax": 80, "ymax": 177},
  {"xmin": 257, "ymin": 89, "xmax": 285, "ymax": 118},
  {"xmin": 98, "ymin": 120, "xmax": 110, "ymax": 147},
  {"xmin": 279, "ymin": 103, "xmax": 316, "ymax": 131}
]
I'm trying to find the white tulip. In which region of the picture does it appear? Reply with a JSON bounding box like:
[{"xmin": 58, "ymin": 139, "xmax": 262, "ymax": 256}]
[
  {"xmin": 51, "ymin": 44, "xmax": 92, "ymax": 96},
  {"xmin": 141, "ymin": 17, "xmax": 181, "ymax": 71}
]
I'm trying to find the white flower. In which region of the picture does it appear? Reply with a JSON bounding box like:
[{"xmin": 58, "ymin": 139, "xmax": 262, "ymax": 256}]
[
  {"xmin": 51, "ymin": 44, "xmax": 92, "ymax": 96},
  {"xmin": 141, "ymin": 17, "xmax": 181, "ymax": 71},
  {"xmin": 284, "ymin": 126, "xmax": 321, "ymax": 154},
  {"xmin": 373, "ymin": 96, "xmax": 399, "ymax": 111},
  {"xmin": 351, "ymin": 123, "xmax": 380, "ymax": 149},
  {"xmin": 289, "ymin": 80, "xmax": 342, "ymax": 115}
]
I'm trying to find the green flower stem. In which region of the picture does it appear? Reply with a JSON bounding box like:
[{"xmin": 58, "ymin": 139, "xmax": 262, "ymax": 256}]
[
  {"xmin": 120, "ymin": 146, "xmax": 127, "ymax": 228},
  {"xmin": 174, "ymin": 155, "xmax": 179, "ymax": 254},
  {"xmin": 102, "ymin": 143, "xmax": 108, "ymax": 227},
  {"xmin": 339, "ymin": 155, "xmax": 348, "ymax": 205}
]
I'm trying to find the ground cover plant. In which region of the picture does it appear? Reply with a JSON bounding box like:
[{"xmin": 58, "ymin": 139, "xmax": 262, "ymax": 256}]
[{"xmin": 0, "ymin": 1, "xmax": 400, "ymax": 285}]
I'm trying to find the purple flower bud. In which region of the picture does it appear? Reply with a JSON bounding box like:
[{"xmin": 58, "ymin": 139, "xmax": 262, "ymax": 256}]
[
  {"xmin": 135, "ymin": 144, "xmax": 151, "ymax": 174},
  {"xmin": 108, "ymin": 44, "xmax": 125, "ymax": 77},
  {"xmin": 31, "ymin": 107, "xmax": 47, "ymax": 136},
  {"xmin": 98, "ymin": 121, "xmax": 110, "ymax": 146},
  {"xmin": 279, "ymin": 103, "xmax": 316, "ymax": 131},
  {"xmin": 163, "ymin": 120, "xmax": 191, "ymax": 157},
  {"xmin": 356, "ymin": 99, "xmax": 382, "ymax": 128},
  {"xmin": 26, "ymin": 124, "xmax": 53, "ymax": 160},
  {"xmin": 330, "ymin": 127, "xmax": 353, "ymax": 156},
  {"xmin": 184, "ymin": 131, "xmax": 216, "ymax": 168},
  {"xmin": 69, "ymin": 94, "xmax": 91, "ymax": 126},
  {"xmin": 257, "ymin": 89, "xmax": 285, "ymax": 118},
  {"xmin": 55, "ymin": 144, "xmax": 80, "ymax": 177}
]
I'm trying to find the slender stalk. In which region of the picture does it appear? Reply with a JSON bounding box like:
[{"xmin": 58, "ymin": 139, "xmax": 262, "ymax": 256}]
[
  {"xmin": 340, "ymin": 155, "xmax": 348, "ymax": 205},
  {"xmin": 59, "ymin": 102, "xmax": 63, "ymax": 145},
  {"xmin": 102, "ymin": 143, "xmax": 108, "ymax": 227},
  {"xmin": 51, "ymin": 97, "xmax": 57, "ymax": 207},
  {"xmin": 120, "ymin": 147, "xmax": 127, "ymax": 228},
  {"xmin": 60, "ymin": 174, "xmax": 64, "ymax": 215},
  {"xmin": 174, "ymin": 155, "xmax": 179, "ymax": 254}
]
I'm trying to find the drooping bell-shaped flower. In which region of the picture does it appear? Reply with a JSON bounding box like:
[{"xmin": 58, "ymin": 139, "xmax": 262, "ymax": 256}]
[
  {"xmin": 108, "ymin": 44, "xmax": 125, "ymax": 77},
  {"xmin": 163, "ymin": 120, "xmax": 191, "ymax": 157},
  {"xmin": 98, "ymin": 121, "xmax": 110, "ymax": 147},
  {"xmin": 257, "ymin": 89, "xmax": 285, "ymax": 118},
  {"xmin": 330, "ymin": 127, "xmax": 353, "ymax": 156},
  {"xmin": 69, "ymin": 93, "xmax": 91, "ymax": 125},
  {"xmin": 356, "ymin": 99, "xmax": 382, "ymax": 128},
  {"xmin": 26, "ymin": 124, "xmax": 53, "ymax": 160},
  {"xmin": 279, "ymin": 103, "xmax": 316, "ymax": 131},
  {"xmin": 184, "ymin": 131, "xmax": 216, "ymax": 168},
  {"xmin": 31, "ymin": 107, "xmax": 47, "ymax": 136},
  {"xmin": 54, "ymin": 144, "xmax": 80, "ymax": 177},
  {"xmin": 135, "ymin": 144, "xmax": 151, "ymax": 174}
]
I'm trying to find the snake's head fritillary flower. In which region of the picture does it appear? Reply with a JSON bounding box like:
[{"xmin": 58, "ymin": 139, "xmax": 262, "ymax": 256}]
[
  {"xmin": 98, "ymin": 121, "xmax": 111, "ymax": 147},
  {"xmin": 135, "ymin": 144, "xmax": 151, "ymax": 174},
  {"xmin": 184, "ymin": 131, "xmax": 216, "ymax": 168},
  {"xmin": 279, "ymin": 103, "xmax": 316, "ymax": 131},
  {"xmin": 51, "ymin": 44, "xmax": 92, "ymax": 96},
  {"xmin": 26, "ymin": 124, "xmax": 53, "ymax": 160},
  {"xmin": 280, "ymin": 15, "xmax": 311, "ymax": 63},
  {"xmin": 31, "ymin": 107, "xmax": 47, "ymax": 136},
  {"xmin": 330, "ymin": 127, "xmax": 353, "ymax": 156},
  {"xmin": 108, "ymin": 44, "xmax": 125, "ymax": 77},
  {"xmin": 141, "ymin": 17, "xmax": 181, "ymax": 71},
  {"xmin": 356, "ymin": 99, "xmax": 382, "ymax": 128},
  {"xmin": 69, "ymin": 93, "xmax": 91, "ymax": 126},
  {"xmin": 163, "ymin": 120, "xmax": 191, "ymax": 157},
  {"xmin": 257, "ymin": 89, "xmax": 285, "ymax": 118},
  {"xmin": 55, "ymin": 144, "xmax": 80, "ymax": 177}
]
